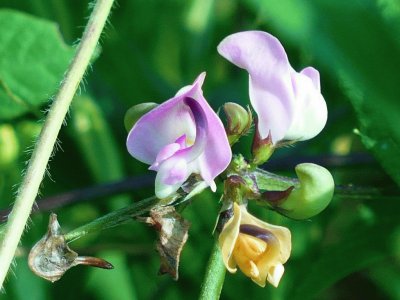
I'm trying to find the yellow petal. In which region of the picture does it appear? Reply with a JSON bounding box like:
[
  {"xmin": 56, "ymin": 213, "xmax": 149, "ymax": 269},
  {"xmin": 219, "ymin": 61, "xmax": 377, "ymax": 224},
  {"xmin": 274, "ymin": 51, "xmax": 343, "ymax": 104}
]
[
  {"xmin": 240, "ymin": 207, "xmax": 291, "ymax": 263},
  {"xmin": 218, "ymin": 203, "xmax": 241, "ymax": 273}
]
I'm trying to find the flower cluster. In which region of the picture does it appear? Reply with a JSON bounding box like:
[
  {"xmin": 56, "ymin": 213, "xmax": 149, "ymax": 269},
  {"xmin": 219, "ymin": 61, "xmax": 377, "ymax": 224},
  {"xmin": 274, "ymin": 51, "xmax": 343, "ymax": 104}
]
[{"xmin": 126, "ymin": 30, "xmax": 333, "ymax": 288}]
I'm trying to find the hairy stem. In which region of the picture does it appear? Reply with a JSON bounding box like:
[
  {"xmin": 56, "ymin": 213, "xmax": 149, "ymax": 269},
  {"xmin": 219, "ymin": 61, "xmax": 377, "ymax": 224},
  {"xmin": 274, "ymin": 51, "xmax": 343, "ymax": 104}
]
[
  {"xmin": 0, "ymin": 0, "xmax": 114, "ymax": 288},
  {"xmin": 199, "ymin": 238, "xmax": 226, "ymax": 300}
]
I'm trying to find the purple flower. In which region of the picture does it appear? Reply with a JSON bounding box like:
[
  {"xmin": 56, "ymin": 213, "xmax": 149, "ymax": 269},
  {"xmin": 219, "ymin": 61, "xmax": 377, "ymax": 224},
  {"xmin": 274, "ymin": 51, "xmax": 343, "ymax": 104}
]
[
  {"xmin": 218, "ymin": 31, "xmax": 327, "ymax": 144},
  {"xmin": 127, "ymin": 73, "xmax": 232, "ymax": 199}
]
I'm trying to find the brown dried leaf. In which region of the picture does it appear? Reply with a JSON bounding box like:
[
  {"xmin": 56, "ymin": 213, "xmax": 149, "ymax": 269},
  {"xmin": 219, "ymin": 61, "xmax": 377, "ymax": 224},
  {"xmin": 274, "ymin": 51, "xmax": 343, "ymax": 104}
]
[{"xmin": 146, "ymin": 206, "xmax": 190, "ymax": 280}]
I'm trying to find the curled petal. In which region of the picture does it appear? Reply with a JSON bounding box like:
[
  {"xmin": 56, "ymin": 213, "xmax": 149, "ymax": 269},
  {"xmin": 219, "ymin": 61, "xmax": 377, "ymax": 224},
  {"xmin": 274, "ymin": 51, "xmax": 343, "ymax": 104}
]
[
  {"xmin": 127, "ymin": 73, "xmax": 231, "ymax": 198},
  {"xmin": 149, "ymin": 142, "xmax": 182, "ymax": 171}
]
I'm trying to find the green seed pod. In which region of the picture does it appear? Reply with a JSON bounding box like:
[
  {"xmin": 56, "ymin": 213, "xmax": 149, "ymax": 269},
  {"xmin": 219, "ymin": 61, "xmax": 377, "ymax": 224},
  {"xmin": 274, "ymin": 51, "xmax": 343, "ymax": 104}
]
[
  {"xmin": 278, "ymin": 163, "xmax": 334, "ymax": 219},
  {"xmin": 124, "ymin": 103, "xmax": 158, "ymax": 132}
]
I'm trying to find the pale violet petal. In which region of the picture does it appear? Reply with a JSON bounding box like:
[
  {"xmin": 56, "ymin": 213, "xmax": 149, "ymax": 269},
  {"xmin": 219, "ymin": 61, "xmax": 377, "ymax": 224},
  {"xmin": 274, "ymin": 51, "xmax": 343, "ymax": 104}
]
[
  {"xmin": 218, "ymin": 31, "xmax": 295, "ymax": 143},
  {"xmin": 149, "ymin": 142, "xmax": 181, "ymax": 171},
  {"xmin": 218, "ymin": 31, "xmax": 327, "ymax": 143},
  {"xmin": 155, "ymin": 158, "xmax": 189, "ymax": 199}
]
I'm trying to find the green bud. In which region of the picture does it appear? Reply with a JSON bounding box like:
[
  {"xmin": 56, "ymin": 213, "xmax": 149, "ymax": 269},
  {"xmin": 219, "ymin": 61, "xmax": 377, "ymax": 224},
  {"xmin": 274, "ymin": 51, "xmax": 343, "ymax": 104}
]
[
  {"xmin": 251, "ymin": 118, "xmax": 274, "ymax": 166},
  {"xmin": 0, "ymin": 124, "xmax": 19, "ymax": 168},
  {"xmin": 278, "ymin": 163, "xmax": 334, "ymax": 219},
  {"xmin": 226, "ymin": 154, "xmax": 250, "ymax": 175},
  {"xmin": 124, "ymin": 103, "xmax": 158, "ymax": 132},
  {"xmin": 223, "ymin": 102, "xmax": 252, "ymax": 145}
]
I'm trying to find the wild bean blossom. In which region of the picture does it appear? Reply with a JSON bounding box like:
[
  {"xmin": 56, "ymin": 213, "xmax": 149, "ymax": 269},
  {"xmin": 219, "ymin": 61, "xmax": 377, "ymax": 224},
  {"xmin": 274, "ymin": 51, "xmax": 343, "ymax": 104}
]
[
  {"xmin": 218, "ymin": 30, "xmax": 327, "ymax": 144},
  {"xmin": 219, "ymin": 203, "xmax": 291, "ymax": 287},
  {"xmin": 126, "ymin": 73, "xmax": 232, "ymax": 199}
]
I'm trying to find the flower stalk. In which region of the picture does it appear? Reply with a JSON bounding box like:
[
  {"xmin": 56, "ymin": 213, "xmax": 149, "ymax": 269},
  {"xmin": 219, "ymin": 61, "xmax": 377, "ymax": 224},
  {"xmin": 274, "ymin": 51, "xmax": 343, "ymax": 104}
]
[
  {"xmin": 0, "ymin": 0, "xmax": 114, "ymax": 288},
  {"xmin": 64, "ymin": 196, "xmax": 158, "ymax": 242}
]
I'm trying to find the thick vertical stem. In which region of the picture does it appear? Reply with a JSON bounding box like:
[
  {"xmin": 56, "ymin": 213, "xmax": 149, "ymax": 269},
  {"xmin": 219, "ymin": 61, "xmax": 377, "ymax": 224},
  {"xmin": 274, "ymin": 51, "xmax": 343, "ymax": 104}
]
[
  {"xmin": 0, "ymin": 0, "xmax": 114, "ymax": 288},
  {"xmin": 199, "ymin": 238, "xmax": 226, "ymax": 300}
]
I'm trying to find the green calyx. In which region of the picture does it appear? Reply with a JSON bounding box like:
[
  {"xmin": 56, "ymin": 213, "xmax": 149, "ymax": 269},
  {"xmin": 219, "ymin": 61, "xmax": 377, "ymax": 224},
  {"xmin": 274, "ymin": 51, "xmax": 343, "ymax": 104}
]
[{"xmin": 251, "ymin": 119, "xmax": 274, "ymax": 166}]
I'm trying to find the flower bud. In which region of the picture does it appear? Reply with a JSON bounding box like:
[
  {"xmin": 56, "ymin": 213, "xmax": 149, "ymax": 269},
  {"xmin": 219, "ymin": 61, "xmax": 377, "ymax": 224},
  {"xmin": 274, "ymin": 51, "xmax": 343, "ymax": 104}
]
[
  {"xmin": 251, "ymin": 119, "xmax": 274, "ymax": 165},
  {"xmin": 223, "ymin": 102, "xmax": 252, "ymax": 145},
  {"xmin": 124, "ymin": 102, "xmax": 158, "ymax": 132},
  {"xmin": 278, "ymin": 163, "xmax": 334, "ymax": 219}
]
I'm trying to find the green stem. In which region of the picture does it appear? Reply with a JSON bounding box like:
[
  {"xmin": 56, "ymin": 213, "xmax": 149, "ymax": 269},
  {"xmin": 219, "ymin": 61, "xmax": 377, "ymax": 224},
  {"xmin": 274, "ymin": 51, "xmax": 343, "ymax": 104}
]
[
  {"xmin": 254, "ymin": 168, "xmax": 299, "ymax": 190},
  {"xmin": 65, "ymin": 196, "xmax": 159, "ymax": 242},
  {"xmin": 199, "ymin": 238, "xmax": 226, "ymax": 300},
  {"xmin": 0, "ymin": 0, "xmax": 114, "ymax": 288}
]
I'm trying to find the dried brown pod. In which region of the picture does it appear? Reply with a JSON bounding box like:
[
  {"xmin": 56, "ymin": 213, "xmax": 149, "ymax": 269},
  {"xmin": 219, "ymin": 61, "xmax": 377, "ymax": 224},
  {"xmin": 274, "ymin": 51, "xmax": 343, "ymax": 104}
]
[{"xmin": 28, "ymin": 213, "xmax": 113, "ymax": 282}]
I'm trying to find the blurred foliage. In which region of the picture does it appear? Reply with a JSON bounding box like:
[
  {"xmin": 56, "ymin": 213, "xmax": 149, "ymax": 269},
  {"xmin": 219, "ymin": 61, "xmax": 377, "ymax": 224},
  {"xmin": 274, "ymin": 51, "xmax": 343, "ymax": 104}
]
[
  {"xmin": 0, "ymin": 0, "xmax": 400, "ymax": 299},
  {"xmin": 0, "ymin": 9, "xmax": 75, "ymax": 120}
]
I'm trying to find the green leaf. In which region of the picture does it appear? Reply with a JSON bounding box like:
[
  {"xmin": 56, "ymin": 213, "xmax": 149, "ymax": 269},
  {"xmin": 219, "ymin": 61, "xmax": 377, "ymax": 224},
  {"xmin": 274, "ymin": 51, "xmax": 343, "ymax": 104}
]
[{"xmin": 0, "ymin": 9, "xmax": 75, "ymax": 120}]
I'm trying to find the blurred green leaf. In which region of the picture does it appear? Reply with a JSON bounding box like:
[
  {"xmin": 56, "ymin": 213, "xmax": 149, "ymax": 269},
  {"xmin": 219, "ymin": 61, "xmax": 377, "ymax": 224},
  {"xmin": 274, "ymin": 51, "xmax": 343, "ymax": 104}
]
[
  {"xmin": 10, "ymin": 257, "xmax": 49, "ymax": 300},
  {"xmin": 86, "ymin": 250, "xmax": 137, "ymax": 300},
  {"xmin": 0, "ymin": 9, "xmax": 74, "ymax": 120},
  {"xmin": 288, "ymin": 198, "xmax": 399, "ymax": 299},
  {"xmin": 368, "ymin": 261, "xmax": 400, "ymax": 300},
  {"xmin": 69, "ymin": 95, "xmax": 130, "ymax": 209}
]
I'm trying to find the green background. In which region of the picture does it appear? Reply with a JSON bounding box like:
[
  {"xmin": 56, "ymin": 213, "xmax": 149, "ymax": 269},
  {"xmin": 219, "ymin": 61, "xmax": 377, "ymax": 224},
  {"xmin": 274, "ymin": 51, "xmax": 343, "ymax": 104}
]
[{"xmin": 0, "ymin": 0, "xmax": 399, "ymax": 299}]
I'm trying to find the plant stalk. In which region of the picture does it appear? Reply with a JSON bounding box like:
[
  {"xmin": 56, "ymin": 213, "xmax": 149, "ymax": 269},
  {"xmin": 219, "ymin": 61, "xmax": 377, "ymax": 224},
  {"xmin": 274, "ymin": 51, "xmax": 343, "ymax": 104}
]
[
  {"xmin": 64, "ymin": 196, "xmax": 159, "ymax": 242},
  {"xmin": 0, "ymin": 0, "xmax": 114, "ymax": 288},
  {"xmin": 199, "ymin": 238, "xmax": 226, "ymax": 300}
]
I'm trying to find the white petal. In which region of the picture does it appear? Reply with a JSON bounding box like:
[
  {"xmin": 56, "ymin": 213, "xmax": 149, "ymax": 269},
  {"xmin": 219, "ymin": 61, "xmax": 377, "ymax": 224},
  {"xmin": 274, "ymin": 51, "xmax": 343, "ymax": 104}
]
[{"xmin": 267, "ymin": 264, "xmax": 285, "ymax": 287}]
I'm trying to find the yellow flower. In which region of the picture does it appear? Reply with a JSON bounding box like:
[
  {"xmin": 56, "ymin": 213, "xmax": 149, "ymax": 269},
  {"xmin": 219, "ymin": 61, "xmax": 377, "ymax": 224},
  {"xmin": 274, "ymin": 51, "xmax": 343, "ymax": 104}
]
[{"xmin": 219, "ymin": 202, "xmax": 291, "ymax": 287}]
